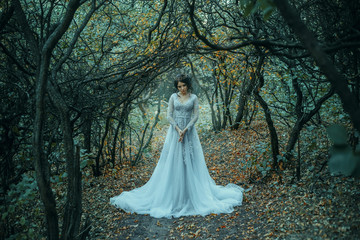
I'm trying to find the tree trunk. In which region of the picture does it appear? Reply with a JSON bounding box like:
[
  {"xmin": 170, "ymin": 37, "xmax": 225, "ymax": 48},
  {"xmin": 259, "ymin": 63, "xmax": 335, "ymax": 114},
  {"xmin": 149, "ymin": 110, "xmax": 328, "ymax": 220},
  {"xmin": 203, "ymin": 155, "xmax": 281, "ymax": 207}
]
[
  {"xmin": 13, "ymin": 0, "xmax": 83, "ymax": 238},
  {"xmin": 190, "ymin": 61, "xmax": 219, "ymax": 131},
  {"xmin": 111, "ymin": 120, "xmax": 122, "ymax": 166},
  {"xmin": 274, "ymin": 0, "xmax": 360, "ymax": 133},
  {"xmin": 60, "ymin": 112, "xmax": 82, "ymax": 240},
  {"xmin": 213, "ymin": 77, "xmax": 222, "ymax": 131},
  {"xmin": 33, "ymin": 57, "xmax": 60, "ymax": 240},
  {"xmin": 254, "ymin": 91, "xmax": 280, "ymax": 169},
  {"xmin": 94, "ymin": 106, "xmax": 116, "ymax": 176},
  {"xmin": 82, "ymin": 110, "xmax": 92, "ymax": 153},
  {"xmin": 12, "ymin": 0, "xmax": 91, "ymax": 238},
  {"xmin": 253, "ymin": 54, "xmax": 279, "ymax": 169},
  {"xmin": 13, "ymin": 1, "xmax": 59, "ymax": 238},
  {"xmin": 47, "ymin": 79, "xmax": 83, "ymax": 240},
  {"xmin": 232, "ymin": 74, "xmax": 257, "ymax": 129},
  {"xmin": 284, "ymin": 120, "xmax": 302, "ymax": 162},
  {"xmin": 221, "ymin": 79, "xmax": 233, "ymax": 129},
  {"xmin": 233, "ymin": 93, "xmax": 247, "ymax": 129},
  {"xmin": 284, "ymin": 87, "xmax": 334, "ymax": 163}
]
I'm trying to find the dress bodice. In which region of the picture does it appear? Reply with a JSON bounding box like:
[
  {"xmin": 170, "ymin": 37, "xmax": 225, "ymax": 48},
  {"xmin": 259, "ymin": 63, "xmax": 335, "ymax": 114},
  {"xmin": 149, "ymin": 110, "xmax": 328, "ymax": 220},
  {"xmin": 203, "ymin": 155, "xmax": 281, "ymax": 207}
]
[
  {"xmin": 110, "ymin": 93, "xmax": 243, "ymax": 219},
  {"xmin": 167, "ymin": 93, "xmax": 199, "ymax": 130}
]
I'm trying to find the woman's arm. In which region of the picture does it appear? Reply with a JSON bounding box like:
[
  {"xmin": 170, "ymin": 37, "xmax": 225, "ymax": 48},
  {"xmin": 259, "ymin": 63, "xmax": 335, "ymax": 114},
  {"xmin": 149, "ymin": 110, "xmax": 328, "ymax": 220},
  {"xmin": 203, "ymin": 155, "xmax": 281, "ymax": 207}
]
[
  {"xmin": 184, "ymin": 95, "xmax": 199, "ymax": 131},
  {"xmin": 167, "ymin": 94, "xmax": 181, "ymax": 133}
]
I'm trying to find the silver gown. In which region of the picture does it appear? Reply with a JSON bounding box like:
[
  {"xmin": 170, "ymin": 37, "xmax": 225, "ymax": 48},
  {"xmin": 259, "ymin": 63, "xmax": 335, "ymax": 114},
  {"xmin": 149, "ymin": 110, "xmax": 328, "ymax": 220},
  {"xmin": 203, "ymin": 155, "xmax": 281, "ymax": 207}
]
[{"xmin": 110, "ymin": 93, "xmax": 243, "ymax": 218}]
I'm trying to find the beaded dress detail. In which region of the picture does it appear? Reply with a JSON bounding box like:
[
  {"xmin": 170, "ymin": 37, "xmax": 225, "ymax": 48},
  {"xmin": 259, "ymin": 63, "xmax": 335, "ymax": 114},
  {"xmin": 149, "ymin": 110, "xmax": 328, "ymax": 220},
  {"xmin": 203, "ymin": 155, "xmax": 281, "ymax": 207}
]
[{"xmin": 110, "ymin": 93, "xmax": 243, "ymax": 218}]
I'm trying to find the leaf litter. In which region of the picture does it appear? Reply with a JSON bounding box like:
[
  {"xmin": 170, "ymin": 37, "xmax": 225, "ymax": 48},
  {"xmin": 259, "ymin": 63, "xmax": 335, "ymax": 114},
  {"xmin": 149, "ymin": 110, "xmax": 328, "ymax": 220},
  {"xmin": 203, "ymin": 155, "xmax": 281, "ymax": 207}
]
[{"xmin": 83, "ymin": 123, "xmax": 360, "ymax": 239}]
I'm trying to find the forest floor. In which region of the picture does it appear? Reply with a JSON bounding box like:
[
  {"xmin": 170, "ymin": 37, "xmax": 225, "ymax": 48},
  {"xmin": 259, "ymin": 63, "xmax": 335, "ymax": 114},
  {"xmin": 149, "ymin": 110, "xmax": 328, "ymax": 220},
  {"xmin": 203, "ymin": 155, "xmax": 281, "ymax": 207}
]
[{"xmin": 83, "ymin": 124, "xmax": 360, "ymax": 239}]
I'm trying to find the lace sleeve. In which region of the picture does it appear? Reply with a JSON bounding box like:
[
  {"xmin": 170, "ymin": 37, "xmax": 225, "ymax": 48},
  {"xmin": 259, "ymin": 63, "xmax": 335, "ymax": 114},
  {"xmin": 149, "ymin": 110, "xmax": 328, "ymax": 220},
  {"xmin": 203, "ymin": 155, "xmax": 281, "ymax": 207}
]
[
  {"xmin": 185, "ymin": 95, "xmax": 199, "ymax": 131},
  {"xmin": 167, "ymin": 94, "xmax": 177, "ymax": 129}
]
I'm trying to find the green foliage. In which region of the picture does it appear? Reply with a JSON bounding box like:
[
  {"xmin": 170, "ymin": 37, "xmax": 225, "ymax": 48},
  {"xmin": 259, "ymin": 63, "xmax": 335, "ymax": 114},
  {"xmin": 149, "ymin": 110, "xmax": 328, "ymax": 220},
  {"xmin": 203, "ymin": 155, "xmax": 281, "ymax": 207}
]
[
  {"xmin": 1, "ymin": 0, "xmax": 359, "ymax": 237},
  {"xmin": 254, "ymin": 141, "xmax": 272, "ymax": 175},
  {"xmin": 242, "ymin": 0, "xmax": 275, "ymax": 20},
  {"xmin": 80, "ymin": 148, "xmax": 93, "ymax": 171},
  {"xmin": 327, "ymin": 124, "xmax": 360, "ymax": 177},
  {"xmin": 1, "ymin": 173, "xmax": 41, "ymax": 239}
]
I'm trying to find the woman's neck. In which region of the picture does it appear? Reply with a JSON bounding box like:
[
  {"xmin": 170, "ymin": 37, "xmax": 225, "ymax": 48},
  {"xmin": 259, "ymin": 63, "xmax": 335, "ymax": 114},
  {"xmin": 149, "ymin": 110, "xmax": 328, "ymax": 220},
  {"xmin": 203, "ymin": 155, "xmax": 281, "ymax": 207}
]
[{"xmin": 178, "ymin": 92, "xmax": 189, "ymax": 96}]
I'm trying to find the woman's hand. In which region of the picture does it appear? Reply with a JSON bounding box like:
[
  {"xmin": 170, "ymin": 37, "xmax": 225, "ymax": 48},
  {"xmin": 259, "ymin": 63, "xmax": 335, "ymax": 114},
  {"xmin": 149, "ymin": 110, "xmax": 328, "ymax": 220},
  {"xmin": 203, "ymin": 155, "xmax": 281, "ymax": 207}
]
[
  {"xmin": 176, "ymin": 126, "xmax": 181, "ymax": 135},
  {"xmin": 176, "ymin": 126, "xmax": 183, "ymax": 142},
  {"xmin": 178, "ymin": 128, "xmax": 187, "ymax": 142}
]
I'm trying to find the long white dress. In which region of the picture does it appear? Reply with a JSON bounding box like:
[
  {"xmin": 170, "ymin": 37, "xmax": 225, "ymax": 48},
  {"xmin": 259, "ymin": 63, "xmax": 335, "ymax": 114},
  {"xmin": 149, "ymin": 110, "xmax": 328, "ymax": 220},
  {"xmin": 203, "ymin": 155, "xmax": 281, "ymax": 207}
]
[{"xmin": 110, "ymin": 93, "xmax": 243, "ymax": 218}]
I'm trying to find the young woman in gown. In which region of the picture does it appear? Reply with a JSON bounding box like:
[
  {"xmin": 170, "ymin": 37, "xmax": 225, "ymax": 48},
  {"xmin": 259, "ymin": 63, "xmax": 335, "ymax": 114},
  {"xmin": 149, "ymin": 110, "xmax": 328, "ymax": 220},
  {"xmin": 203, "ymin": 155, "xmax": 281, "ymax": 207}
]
[{"xmin": 110, "ymin": 74, "xmax": 243, "ymax": 218}]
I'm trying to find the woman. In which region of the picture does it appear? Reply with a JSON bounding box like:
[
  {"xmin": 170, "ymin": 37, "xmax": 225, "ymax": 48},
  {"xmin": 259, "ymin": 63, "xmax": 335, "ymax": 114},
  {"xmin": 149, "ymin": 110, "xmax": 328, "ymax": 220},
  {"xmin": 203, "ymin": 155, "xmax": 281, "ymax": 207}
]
[{"xmin": 110, "ymin": 74, "xmax": 243, "ymax": 218}]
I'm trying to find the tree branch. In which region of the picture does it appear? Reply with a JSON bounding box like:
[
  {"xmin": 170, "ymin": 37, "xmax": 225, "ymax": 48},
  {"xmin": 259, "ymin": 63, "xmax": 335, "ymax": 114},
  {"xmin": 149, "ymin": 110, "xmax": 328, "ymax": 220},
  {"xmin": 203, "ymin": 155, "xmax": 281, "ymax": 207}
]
[
  {"xmin": 53, "ymin": 0, "xmax": 106, "ymax": 73},
  {"xmin": 0, "ymin": 1, "xmax": 15, "ymax": 32},
  {"xmin": 43, "ymin": 0, "xmax": 83, "ymax": 56},
  {"xmin": 148, "ymin": 0, "xmax": 168, "ymax": 44},
  {"xmin": 0, "ymin": 42, "xmax": 35, "ymax": 76},
  {"xmin": 273, "ymin": 0, "xmax": 360, "ymax": 132},
  {"xmin": 12, "ymin": 0, "xmax": 40, "ymax": 57}
]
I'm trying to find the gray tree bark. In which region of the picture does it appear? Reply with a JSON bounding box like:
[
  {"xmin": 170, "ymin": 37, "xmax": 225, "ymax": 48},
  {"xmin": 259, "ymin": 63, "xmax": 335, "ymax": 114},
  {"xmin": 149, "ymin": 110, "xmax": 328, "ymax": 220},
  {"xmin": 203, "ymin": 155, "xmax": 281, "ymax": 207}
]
[
  {"xmin": 13, "ymin": 0, "xmax": 83, "ymax": 238},
  {"xmin": 273, "ymin": 0, "xmax": 360, "ymax": 133}
]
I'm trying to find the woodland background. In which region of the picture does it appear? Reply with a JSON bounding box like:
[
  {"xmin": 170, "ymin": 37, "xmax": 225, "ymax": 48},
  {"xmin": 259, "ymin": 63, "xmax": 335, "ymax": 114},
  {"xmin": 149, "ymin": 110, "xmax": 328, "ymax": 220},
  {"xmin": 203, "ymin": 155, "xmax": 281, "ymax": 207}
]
[{"xmin": 0, "ymin": 0, "xmax": 360, "ymax": 239}]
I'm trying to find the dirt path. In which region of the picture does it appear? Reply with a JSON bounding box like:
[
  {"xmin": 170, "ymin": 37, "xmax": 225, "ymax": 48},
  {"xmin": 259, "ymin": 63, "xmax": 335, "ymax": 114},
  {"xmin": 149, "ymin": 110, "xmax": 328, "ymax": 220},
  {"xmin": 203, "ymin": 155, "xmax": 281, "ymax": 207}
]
[
  {"xmin": 83, "ymin": 127, "xmax": 360, "ymax": 239},
  {"xmin": 87, "ymin": 189, "xmax": 270, "ymax": 239},
  {"xmin": 107, "ymin": 204, "xmax": 263, "ymax": 239}
]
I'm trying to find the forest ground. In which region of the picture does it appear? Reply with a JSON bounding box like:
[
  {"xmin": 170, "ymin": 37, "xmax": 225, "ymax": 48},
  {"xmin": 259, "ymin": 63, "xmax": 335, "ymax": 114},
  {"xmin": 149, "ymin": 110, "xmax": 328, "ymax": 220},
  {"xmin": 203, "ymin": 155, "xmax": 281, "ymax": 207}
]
[{"xmin": 83, "ymin": 123, "xmax": 360, "ymax": 239}]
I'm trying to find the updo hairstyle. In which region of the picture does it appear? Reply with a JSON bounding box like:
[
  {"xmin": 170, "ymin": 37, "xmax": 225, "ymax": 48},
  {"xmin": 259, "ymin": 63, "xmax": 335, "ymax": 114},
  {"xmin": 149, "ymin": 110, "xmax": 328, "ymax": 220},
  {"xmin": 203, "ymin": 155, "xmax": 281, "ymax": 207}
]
[{"xmin": 174, "ymin": 74, "xmax": 192, "ymax": 91}]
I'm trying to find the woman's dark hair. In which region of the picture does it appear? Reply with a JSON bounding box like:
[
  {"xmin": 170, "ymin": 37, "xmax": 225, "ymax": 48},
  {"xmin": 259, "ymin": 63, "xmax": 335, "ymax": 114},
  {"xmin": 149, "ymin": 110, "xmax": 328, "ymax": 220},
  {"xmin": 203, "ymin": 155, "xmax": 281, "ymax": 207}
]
[{"xmin": 174, "ymin": 74, "xmax": 192, "ymax": 91}]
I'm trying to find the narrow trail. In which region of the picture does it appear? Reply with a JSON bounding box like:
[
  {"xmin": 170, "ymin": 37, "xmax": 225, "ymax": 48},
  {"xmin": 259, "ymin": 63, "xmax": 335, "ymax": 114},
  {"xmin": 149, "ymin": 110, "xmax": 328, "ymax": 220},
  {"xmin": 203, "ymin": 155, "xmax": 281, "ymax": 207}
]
[
  {"xmin": 107, "ymin": 205, "xmax": 263, "ymax": 239},
  {"xmin": 85, "ymin": 180, "xmax": 270, "ymax": 239},
  {"xmin": 83, "ymin": 125, "xmax": 360, "ymax": 239}
]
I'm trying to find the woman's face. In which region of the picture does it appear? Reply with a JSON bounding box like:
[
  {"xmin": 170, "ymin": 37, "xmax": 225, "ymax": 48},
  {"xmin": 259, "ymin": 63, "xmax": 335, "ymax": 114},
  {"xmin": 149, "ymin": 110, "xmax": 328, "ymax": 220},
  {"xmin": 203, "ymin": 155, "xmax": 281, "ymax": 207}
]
[{"xmin": 177, "ymin": 81, "xmax": 188, "ymax": 95}]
